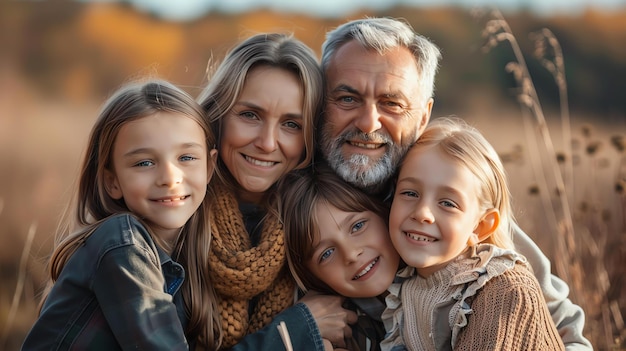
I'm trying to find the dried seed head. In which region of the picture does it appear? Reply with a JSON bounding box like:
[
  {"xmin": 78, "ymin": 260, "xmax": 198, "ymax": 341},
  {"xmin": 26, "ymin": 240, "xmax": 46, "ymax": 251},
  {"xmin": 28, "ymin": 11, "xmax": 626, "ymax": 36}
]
[
  {"xmin": 528, "ymin": 185, "xmax": 540, "ymax": 195},
  {"xmin": 610, "ymin": 135, "xmax": 624, "ymax": 153},
  {"xmin": 581, "ymin": 124, "xmax": 592, "ymax": 138},
  {"xmin": 555, "ymin": 187, "xmax": 562, "ymax": 197},
  {"xmin": 598, "ymin": 158, "xmax": 611, "ymax": 169},
  {"xmin": 556, "ymin": 152, "xmax": 567, "ymax": 164},
  {"xmin": 602, "ymin": 209, "xmax": 611, "ymax": 223},
  {"xmin": 586, "ymin": 141, "xmax": 601, "ymax": 155}
]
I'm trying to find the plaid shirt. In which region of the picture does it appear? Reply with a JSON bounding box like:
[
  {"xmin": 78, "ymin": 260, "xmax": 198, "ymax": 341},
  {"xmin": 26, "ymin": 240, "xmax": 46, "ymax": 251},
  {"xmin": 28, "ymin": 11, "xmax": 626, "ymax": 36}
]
[{"xmin": 22, "ymin": 214, "xmax": 189, "ymax": 351}]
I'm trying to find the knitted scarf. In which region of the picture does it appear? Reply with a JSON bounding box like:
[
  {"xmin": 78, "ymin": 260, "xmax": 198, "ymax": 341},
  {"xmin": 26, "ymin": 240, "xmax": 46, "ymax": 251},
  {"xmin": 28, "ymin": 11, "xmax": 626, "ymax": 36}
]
[{"xmin": 208, "ymin": 185, "xmax": 295, "ymax": 348}]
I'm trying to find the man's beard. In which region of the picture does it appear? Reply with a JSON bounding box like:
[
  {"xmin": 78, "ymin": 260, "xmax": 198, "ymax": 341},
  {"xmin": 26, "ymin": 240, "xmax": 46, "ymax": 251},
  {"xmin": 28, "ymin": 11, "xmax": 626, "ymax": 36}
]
[{"xmin": 320, "ymin": 128, "xmax": 409, "ymax": 193}]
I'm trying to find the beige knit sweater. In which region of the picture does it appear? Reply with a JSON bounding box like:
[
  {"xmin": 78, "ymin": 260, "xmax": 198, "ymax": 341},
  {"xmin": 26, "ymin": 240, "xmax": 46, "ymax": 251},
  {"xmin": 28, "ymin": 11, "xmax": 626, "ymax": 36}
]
[{"xmin": 382, "ymin": 244, "xmax": 565, "ymax": 351}]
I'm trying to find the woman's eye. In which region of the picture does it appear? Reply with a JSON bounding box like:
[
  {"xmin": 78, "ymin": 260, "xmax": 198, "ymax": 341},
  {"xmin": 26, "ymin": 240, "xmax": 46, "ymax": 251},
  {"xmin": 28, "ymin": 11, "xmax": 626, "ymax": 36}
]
[
  {"xmin": 240, "ymin": 111, "xmax": 258, "ymax": 119},
  {"xmin": 284, "ymin": 120, "xmax": 302, "ymax": 130}
]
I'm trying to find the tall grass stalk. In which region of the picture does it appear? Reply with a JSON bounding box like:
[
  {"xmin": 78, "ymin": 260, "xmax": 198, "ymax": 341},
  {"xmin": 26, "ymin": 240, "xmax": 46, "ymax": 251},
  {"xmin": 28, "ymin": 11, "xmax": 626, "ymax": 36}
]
[
  {"xmin": 2, "ymin": 222, "xmax": 37, "ymax": 349},
  {"xmin": 530, "ymin": 28, "xmax": 574, "ymax": 203}
]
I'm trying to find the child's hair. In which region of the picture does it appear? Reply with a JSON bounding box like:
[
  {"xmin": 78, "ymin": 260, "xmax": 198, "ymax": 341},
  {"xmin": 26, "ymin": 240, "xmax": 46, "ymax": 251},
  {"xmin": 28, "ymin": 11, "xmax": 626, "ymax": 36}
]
[
  {"xmin": 48, "ymin": 79, "xmax": 222, "ymax": 349},
  {"xmin": 279, "ymin": 162, "xmax": 390, "ymax": 294},
  {"xmin": 198, "ymin": 33, "xmax": 323, "ymax": 200},
  {"xmin": 402, "ymin": 116, "xmax": 514, "ymax": 250}
]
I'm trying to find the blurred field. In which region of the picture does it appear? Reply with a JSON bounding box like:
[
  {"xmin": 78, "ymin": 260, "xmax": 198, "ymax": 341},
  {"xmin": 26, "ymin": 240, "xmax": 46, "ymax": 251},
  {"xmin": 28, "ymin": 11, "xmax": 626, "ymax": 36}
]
[{"xmin": 0, "ymin": 2, "xmax": 624, "ymax": 350}]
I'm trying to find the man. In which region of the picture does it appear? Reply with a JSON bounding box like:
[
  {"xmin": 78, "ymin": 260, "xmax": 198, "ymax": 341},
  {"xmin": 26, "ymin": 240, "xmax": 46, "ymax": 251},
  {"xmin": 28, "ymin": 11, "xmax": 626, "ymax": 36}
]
[{"xmin": 318, "ymin": 17, "xmax": 592, "ymax": 350}]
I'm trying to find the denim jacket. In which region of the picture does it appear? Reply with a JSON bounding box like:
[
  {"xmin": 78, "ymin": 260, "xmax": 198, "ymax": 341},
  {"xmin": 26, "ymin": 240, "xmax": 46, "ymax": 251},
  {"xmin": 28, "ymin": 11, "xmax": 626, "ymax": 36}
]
[
  {"xmin": 229, "ymin": 302, "xmax": 326, "ymax": 351},
  {"xmin": 22, "ymin": 213, "xmax": 189, "ymax": 351}
]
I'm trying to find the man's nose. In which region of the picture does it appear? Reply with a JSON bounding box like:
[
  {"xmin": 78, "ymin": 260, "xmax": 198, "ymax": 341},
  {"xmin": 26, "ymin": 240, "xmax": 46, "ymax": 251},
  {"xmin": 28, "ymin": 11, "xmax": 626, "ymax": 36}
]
[{"xmin": 354, "ymin": 103, "xmax": 382, "ymax": 134}]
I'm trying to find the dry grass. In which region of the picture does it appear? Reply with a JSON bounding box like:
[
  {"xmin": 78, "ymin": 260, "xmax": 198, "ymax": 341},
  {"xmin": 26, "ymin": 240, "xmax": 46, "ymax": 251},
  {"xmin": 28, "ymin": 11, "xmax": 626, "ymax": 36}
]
[{"xmin": 476, "ymin": 8, "xmax": 625, "ymax": 350}]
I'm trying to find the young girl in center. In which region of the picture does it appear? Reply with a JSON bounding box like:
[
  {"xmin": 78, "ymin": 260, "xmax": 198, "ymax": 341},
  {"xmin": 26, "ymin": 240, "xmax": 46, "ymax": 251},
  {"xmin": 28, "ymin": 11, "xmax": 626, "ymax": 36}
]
[
  {"xmin": 280, "ymin": 162, "xmax": 400, "ymax": 351},
  {"xmin": 22, "ymin": 80, "xmax": 221, "ymax": 350}
]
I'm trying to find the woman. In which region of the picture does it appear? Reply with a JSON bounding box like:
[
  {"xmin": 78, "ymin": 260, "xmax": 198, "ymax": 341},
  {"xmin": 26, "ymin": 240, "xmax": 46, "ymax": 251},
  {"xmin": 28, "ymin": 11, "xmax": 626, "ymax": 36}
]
[{"xmin": 198, "ymin": 33, "xmax": 356, "ymax": 350}]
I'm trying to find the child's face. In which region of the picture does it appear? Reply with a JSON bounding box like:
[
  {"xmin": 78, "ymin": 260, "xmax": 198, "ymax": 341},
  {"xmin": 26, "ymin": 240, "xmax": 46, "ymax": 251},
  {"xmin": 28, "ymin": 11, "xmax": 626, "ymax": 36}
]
[
  {"xmin": 306, "ymin": 203, "xmax": 400, "ymax": 298},
  {"xmin": 105, "ymin": 112, "xmax": 215, "ymax": 241},
  {"xmin": 389, "ymin": 145, "xmax": 484, "ymax": 278}
]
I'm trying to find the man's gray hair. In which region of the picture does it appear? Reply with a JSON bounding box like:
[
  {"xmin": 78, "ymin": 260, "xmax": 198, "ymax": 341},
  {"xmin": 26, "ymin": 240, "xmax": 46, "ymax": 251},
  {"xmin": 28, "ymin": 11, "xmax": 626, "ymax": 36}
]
[{"xmin": 321, "ymin": 17, "xmax": 442, "ymax": 103}]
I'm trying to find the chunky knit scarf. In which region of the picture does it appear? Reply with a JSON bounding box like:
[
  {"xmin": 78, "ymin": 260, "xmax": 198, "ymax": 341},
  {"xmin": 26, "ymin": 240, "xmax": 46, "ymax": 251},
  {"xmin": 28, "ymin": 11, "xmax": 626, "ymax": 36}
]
[{"xmin": 208, "ymin": 185, "xmax": 295, "ymax": 348}]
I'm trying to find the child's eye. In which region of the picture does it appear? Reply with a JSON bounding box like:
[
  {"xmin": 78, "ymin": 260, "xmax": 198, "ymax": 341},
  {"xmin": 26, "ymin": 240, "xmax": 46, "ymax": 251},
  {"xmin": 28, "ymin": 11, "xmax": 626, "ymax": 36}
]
[
  {"xmin": 440, "ymin": 200, "xmax": 458, "ymax": 209},
  {"xmin": 134, "ymin": 160, "xmax": 154, "ymax": 167},
  {"xmin": 400, "ymin": 190, "xmax": 419, "ymax": 198},
  {"xmin": 319, "ymin": 248, "xmax": 335, "ymax": 262},
  {"xmin": 351, "ymin": 220, "xmax": 366, "ymax": 233},
  {"xmin": 180, "ymin": 155, "xmax": 198, "ymax": 162}
]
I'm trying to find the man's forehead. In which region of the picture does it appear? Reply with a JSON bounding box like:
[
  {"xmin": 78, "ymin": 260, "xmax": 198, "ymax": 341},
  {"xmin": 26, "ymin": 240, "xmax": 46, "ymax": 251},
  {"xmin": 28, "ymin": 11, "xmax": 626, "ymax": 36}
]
[
  {"xmin": 327, "ymin": 41, "xmax": 418, "ymax": 80},
  {"xmin": 326, "ymin": 52, "xmax": 420, "ymax": 98}
]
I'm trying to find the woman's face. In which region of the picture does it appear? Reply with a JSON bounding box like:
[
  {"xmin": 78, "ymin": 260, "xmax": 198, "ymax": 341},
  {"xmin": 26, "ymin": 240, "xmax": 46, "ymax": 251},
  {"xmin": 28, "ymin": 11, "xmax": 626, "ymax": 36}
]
[{"xmin": 220, "ymin": 65, "xmax": 305, "ymax": 203}]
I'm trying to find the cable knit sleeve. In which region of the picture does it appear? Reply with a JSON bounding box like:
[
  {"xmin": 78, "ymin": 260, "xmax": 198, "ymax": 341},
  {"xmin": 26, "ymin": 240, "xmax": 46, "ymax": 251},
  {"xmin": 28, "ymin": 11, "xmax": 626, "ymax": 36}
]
[{"xmin": 454, "ymin": 264, "xmax": 565, "ymax": 351}]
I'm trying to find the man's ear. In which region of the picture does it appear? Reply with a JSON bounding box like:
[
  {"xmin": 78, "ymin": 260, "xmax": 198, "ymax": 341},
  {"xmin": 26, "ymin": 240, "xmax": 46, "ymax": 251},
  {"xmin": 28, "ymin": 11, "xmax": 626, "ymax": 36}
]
[
  {"xmin": 468, "ymin": 209, "xmax": 500, "ymax": 245},
  {"xmin": 418, "ymin": 98, "xmax": 434, "ymax": 134},
  {"xmin": 104, "ymin": 169, "xmax": 123, "ymax": 200}
]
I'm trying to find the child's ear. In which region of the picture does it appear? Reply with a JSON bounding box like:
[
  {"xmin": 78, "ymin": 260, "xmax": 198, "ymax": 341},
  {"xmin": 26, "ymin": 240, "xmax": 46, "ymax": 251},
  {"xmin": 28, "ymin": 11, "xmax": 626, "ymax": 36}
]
[
  {"xmin": 469, "ymin": 209, "xmax": 500, "ymax": 245},
  {"xmin": 104, "ymin": 169, "xmax": 123, "ymax": 200},
  {"xmin": 207, "ymin": 148, "xmax": 218, "ymax": 184}
]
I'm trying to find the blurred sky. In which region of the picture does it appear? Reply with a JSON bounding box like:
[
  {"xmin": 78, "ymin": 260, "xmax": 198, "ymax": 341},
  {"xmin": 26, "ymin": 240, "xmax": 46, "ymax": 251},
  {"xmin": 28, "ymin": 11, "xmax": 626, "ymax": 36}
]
[{"xmin": 86, "ymin": 0, "xmax": 626, "ymax": 21}]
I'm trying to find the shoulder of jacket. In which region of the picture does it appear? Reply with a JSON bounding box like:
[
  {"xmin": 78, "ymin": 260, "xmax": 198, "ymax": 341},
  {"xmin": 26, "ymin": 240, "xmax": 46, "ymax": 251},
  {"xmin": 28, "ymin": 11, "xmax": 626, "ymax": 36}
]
[{"xmin": 88, "ymin": 213, "xmax": 154, "ymax": 251}]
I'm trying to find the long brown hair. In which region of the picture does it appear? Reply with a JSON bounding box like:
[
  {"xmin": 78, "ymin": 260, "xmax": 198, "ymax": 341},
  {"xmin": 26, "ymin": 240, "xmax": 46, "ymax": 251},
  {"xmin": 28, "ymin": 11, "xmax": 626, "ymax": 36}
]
[{"xmin": 47, "ymin": 79, "xmax": 222, "ymax": 349}]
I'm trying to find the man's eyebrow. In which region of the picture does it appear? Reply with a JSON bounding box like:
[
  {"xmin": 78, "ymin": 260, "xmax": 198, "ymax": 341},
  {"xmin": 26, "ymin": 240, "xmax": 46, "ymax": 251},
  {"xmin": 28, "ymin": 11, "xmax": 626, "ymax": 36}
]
[
  {"xmin": 382, "ymin": 92, "xmax": 407, "ymax": 100},
  {"xmin": 331, "ymin": 84, "xmax": 360, "ymax": 95}
]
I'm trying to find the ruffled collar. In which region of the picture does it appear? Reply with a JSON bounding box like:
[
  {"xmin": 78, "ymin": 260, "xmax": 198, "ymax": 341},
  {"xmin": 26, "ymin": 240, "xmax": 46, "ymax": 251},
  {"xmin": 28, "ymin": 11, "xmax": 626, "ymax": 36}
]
[{"xmin": 381, "ymin": 244, "xmax": 527, "ymax": 350}]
